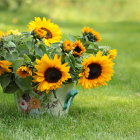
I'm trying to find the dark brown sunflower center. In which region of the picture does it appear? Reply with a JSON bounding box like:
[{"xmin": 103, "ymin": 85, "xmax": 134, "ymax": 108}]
[
  {"xmin": 67, "ymin": 43, "xmax": 71, "ymax": 46},
  {"xmin": 74, "ymin": 46, "xmax": 81, "ymax": 53},
  {"xmin": 0, "ymin": 67, "xmax": 3, "ymax": 71},
  {"xmin": 45, "ymin": 67, "xmax": 62, "ymax": 83},
  {"xmin": 22, "ymin": 70, "xmax": 28, "ymax": 74},
  {"xmin": 41, "ymin": 28, "xmax": 52, "ymax": 39},
  {"xmin": 87, "ymin": 63, "xmax": 102, "ymax": 79}
]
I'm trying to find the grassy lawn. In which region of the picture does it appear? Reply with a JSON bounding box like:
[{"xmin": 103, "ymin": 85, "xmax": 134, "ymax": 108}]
[{"xmin": 0, "ymin": 6, "xmax": 140, "ymax": 140}]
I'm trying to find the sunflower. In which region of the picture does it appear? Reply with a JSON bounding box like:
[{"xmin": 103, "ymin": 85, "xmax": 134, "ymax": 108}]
[
  {"xmin": 5, "ymin": 29, "xmax": 21, "ymax": 36},
  {"xmin": 73, "ymin": 40, "xmax": 86, "ymax": 56},
  {"xmin": 108, "ymin": 49, "xmax": 117, "ymax": 60},
  {"xmin": 28, "ymin": 17, "xmax": 62, "ymax": 46},
  {"xmin": 16, "ymin": 66, "xmax": 32, "ymax": 78},
  {"xmin": 63, "ymin": 40, "xmax": 73, "ymax": 51},
  {"xmin": 0, "ymin": 30, "xmax": 4, "ymax": 38},
  {"xmin": 0, "ymin": 60, "xmax": 12, "ymax": 76},
  {"xmin": 82, "ymin": 27, "xmax": 102, "ymax": 42},
  {"xmin": 33, "ymin": 28, "xmax": 47, "ymax": 38},
  {"xmin": 33, "ymin": 54, "xmax": 71, "ymax": 93},
  {"xmin": 79, "ymin": 51, "xmax": 114, "ymax": 88},
  {"xmin": 29, "ymin": 98, "xmax": 40, "ymax": 109}
]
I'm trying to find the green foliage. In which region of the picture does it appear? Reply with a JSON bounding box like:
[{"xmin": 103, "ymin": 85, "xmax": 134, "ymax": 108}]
[
  {"xmin": 0, "ymin": 73, "xmax": 11, "ymax": 89},
  {"xmin": 0, "ymin": 33, "xmax": 35, "ymax": 93},
  {"xmin": 0, "ymin": 26, "xmax": 112, "ymax": 94},
  {"xmin": 0, "ymin": 73, "xmax": 18, "ymax": 93},
  {"xmin": 3, "ymin": 80, "xmax": 18, "ymax": 93},
  {"xmin": 0, "ymin": 11, "xmax": 140, "ymax": 140},
  {"xmin": 15, "ymin": 76, "xmax": 32, "ymax": 92}
]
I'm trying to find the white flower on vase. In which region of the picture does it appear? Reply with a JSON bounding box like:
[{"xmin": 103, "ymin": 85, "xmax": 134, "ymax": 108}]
[{"xmin": 19, "ymin": 99, "xmax": 28, "ymax": 112}]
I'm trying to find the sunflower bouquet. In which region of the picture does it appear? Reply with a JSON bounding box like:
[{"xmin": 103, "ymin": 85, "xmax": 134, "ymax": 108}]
[{"xmin": 0, "ymin": 17, "xmax": 117, "ymax": 116}]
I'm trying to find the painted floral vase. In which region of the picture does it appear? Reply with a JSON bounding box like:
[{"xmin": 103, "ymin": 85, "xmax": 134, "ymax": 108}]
[{"xmin": 14, "ymin": 83, "xmax": 78, "ymax": 116}]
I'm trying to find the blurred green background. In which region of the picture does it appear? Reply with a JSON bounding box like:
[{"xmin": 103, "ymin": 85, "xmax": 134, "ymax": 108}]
[
  {"xmin": 0, "ymin": 0, "xmax": 140, "ymax": 140},
  {"xmin": 0, "ymin": 0, "xmax": 140, "ymax": 30}
]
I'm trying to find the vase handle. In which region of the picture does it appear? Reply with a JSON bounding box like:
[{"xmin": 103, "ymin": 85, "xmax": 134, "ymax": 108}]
[{"xmin": 63, "ymin": 90, "xmax": 78, "ymax": 110}]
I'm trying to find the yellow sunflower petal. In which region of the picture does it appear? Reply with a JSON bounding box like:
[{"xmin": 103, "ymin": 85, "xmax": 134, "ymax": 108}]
[
  {"xmin": 33, "ymin": 54, "xmax": 71, "ymax": 92},
  {"xmin": 0, "ymin": 60, "xmax": 12, "ymax": 76},
  {"xmin": 28, "ymin": 17, "xmax": 62, "ymax": 46},
  {"xmin": 79, "ymin": 51, "xmax": 114, "ymax": 88},
  {"xmin": 73, "ymin": 40, "xmax": 86, "ymax": 57},
  {"xmin": 108, "ymin": 49, "xmax": 117, "ymax": 60},
  {"xmin": 16, "ymin": 66, "xmax": 32, "ymax": 78}
]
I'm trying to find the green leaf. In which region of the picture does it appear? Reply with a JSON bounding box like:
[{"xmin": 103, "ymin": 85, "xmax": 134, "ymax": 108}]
[
  {"xmin": 51, "ymin": 42, "xmax": 61, "ymax": 48},
  {"xmin": 5, "ymin": 51, "xmax": 18, "ymax": 62},
  {"xmin": 98, "ymin": 46, "xmax": 110, "ymax": 50},
  {"xmin": 65, "ymin": 54, "xmax": 75, "ymax": 72},
  {"xmin": 3, "ymin": 81, "xmax": 18, "ymax": 93},
  {"xmin": 15, "ymin": 76, "xmax": 32, "ymax": 92},
  {"xmin": 86, "ymin": 49, "xmax": 98, "ymax": 54},
  {"xmin": 75, "ymin": 63, "xmax": 83, "ymax": 69},
  {"xmin": 24, "ymin": 54, "xmax": 31, "ymax": 64},
  {"xmin": 75, "ymin": 57, "xmax": 82, "ymax": 63},
  {"xmin": 17, "ymin": 44, "xmax": 29, "ymax": 54},
  {"xmin": 4, "ymin": 35, "xmax": 12, "ymax": 41},
  {"xmin": 12, "ymin": 59, "xmax": 24, "ymax": 72},
  {"xmin": 26, "ymin": 41, "xmax": 33, "ymax": 51},
  {"xmin": 0, "ymin": 50, "xmax": 6, "ymax": 57},
  {"xmin": 39, "ymin": 44, "xmax": 47, "ymax": 54},
  {"xmin": 34, "ymin": 45, "xmax": 43, "ymax": 57},
  {"xmin": 48, "ymin": 47, "xmax": 57, "ymax": 58},
  {"xmin": 7, "ymin": 41, "xmax": 16, "ymax": 48},
  {"xmin": 69, "ymin": 54, "xmax": 76, "ymax": 66},
  {"xmin": 12, "ymin": 51, "xmax": 19, "ymax": 58},
  {"xmin": 93, "ymin": 42, "xmax": 99, "ymax": 50},
  {"xmin": 22, "ymin": 32, "xmax": 31, "ymax": 35},
  {"xmin": 68, "ymin": 34, "xmax": 77, "ymax": 42},
  {"xmin": 0, "ymin": 73, "xmax": 11, "ymax": 89}
]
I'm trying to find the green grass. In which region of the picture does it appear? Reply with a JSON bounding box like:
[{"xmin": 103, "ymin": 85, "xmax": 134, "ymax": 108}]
[
  {"xmin": 0, "ymin": 21, "xmax": 140, "ymax": 140},
  {"xmin": 0, "ymin": 3, "xmax": 140, "ymax": 139},
  {"xmin": 0, "ymin": 92, "xmax": 139, "ymax": 140}
]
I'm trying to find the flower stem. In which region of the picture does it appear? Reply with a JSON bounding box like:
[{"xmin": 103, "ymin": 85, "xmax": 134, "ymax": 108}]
[{"xmin": 52, "ymin": 90, "xmax": 57, "ymax": 99}]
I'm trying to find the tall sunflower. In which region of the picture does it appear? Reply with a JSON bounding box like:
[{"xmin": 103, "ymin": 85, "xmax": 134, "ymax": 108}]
[
  {"xmin": 33, "ymin": 54, "xmax": 71, "ymax": 93},
  {"xmin": 82, "ymin": 27, "xmax": 102, "ymax": 42},
  {"xmin": 73, "ymin": 40, "xmax": 86, "ymax": 57},
  {"xmin": 108, "ymin": 49, "xmax": 117, "ymax": 60},
  {"xmin": 79, "ymin": 51, "xmax": 114, "ymax": 88},
  {"xmin": 63, "ymin": 40, "xmax": 73, "ymax": 51},
  {"xmin": 28, "ymin": 17, "xmax": 62, "ymax": 46},
  {"xmin": 16, "ymin": 66, "xmax": 32, "ymax": 78},
  {"xmin": 0, "ymin": 60, "xmax": 12, "ymax": 76}
]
